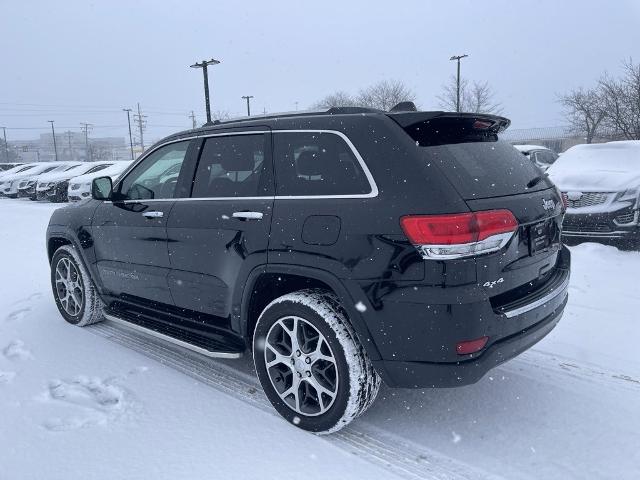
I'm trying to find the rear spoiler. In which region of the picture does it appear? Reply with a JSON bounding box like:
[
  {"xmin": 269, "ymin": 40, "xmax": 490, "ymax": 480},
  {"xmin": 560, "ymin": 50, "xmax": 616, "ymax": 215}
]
[{"xmin": 387, "ymin": 111, "xmax": 511, "ymax": 134}]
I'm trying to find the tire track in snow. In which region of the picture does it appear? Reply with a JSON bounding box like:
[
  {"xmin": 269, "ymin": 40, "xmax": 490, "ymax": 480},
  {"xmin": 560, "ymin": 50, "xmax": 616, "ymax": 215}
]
[
  {"xmin": 509, "ymin": 348, "xmax": 640, "ymax": 393},
  {"xmin": 89, "ymin": 321, "xmax": 501, "ymax": 480}
]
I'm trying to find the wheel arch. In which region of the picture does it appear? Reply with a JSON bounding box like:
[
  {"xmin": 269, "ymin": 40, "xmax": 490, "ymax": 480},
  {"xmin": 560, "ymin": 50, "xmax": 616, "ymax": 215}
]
[
  {"xmin": 47, "ymin": 230, "xmax": 105, "ymax": 295},
  {"xmin": 239, "ymin": 264, "xmax": 381, "ymax": 361}
]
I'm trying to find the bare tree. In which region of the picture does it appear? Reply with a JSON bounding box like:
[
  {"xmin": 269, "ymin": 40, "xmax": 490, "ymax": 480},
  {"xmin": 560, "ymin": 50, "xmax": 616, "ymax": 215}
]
[
  {"xmin": 356, "ymin": 80, "xmax": 417, "ymax": 111},
  {"xmin": 599, "ymin": 58, "xmax": 640, "ymax": 140},
  {"xmin": 312, "ymin": 91, "xmax": 356, "ymax": 109},
  {"xmin": 437, "ymin": 76, "xmax": 502, "ymax": 114},
  {"xmin": 558, "ymin": 87, "xmax": 606, "ymax": 143}
]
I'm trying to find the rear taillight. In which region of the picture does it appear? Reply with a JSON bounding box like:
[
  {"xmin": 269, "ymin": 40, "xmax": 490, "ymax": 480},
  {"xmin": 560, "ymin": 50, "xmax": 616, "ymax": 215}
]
[
  {"xmin": 400, "ymin": 210, "xmax": 518, "ymax": 260},
  {"xmin": 560, "ymin": 191, "xmax": 569, "ymax": 210}
]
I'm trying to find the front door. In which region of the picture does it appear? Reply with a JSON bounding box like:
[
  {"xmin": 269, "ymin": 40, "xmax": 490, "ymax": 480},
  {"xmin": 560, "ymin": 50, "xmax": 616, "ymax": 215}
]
[
  {"xmin": 92, "ymin": 140, "xmax": 193, "ymax": 306},
  {"xmin": 167, "ymin": 131, "xmax": 273, "ymax": 330}
]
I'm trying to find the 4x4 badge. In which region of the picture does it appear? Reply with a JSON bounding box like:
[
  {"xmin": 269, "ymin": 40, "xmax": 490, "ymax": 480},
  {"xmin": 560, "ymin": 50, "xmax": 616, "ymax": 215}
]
[{"xmin": 483, "ymin": 278, "xmax": 504, "ymax": 288}]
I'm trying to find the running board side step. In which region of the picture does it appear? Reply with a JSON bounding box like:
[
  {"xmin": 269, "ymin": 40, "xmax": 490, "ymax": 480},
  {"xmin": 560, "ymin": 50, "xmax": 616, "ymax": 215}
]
[{"xmin": 103, "ymin": 312, "xmax": 243, "ymax": 359}]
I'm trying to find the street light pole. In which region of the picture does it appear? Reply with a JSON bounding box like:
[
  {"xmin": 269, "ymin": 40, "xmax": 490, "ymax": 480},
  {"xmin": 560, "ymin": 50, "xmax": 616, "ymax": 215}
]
[
  {"xmin": 241, "ymin": 95, "xmax": 254, "ymax": 116},
  {"xmin": 123, "ymin": 108, "xmax": 134, "ymax": 160},
  {"xmin": 48, "ymin": 120, "xmax": 59, "ymax": 161},
  {"xmin": 449, "ymin": 54, "xmax": 469, "ymax": 113},
  {"xmin": 190, "ymin": 58, "xmax": 220, "ymax": 124}
]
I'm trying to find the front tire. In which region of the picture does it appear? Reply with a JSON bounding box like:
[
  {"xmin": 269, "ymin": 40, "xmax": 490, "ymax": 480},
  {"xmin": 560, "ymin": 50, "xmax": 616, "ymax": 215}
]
[
  {"xmin": 253, "ymin": 289, "xmax": 380, "ymax": 434},
  {"xmin": 50, "ymin": 245, "xmax": 104, "ymax": 326}
]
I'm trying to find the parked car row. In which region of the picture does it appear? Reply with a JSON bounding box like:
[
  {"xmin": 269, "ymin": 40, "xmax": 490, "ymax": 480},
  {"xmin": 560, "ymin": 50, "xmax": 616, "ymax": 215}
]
[
  {"xmin": 0, "ymin": 160, "xmax": 133, "ymax": 203},
  {"xmin": 0, "ymin": 162, "xmax": 25, "ymax": 171}
]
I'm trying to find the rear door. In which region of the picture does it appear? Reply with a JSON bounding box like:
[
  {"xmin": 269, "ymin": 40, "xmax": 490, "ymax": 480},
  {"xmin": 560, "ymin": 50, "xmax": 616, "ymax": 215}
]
[
  {"xmin": 92, "ymin": 140, "xmax": 193, "ymax": 306},
  {"xmin": 166, "ymin": 130, "xmax": 274, "ymax": 330}
]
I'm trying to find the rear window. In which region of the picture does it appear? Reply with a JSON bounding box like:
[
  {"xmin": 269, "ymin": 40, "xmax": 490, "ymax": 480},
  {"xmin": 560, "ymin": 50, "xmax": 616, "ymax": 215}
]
[{"xmin": 401, "ymin": 117, "xmax": 550, "ymax": 199}]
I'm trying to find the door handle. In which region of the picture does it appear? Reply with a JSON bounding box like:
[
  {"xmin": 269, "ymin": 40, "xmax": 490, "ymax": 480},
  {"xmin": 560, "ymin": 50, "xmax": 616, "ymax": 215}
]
[
  {"xmin": 142, "ymin": 211, "xmax": 164, "ymax": 219},
  {"xmin": 232, "ymin": 211, "xmax": 263, "ymax": 220}
]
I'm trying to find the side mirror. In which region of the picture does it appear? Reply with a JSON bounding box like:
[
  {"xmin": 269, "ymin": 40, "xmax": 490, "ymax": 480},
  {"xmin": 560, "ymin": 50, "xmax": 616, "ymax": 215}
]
[{"xmin": 92, "ymin": 176, "xmax": 113, "ymax": 200}]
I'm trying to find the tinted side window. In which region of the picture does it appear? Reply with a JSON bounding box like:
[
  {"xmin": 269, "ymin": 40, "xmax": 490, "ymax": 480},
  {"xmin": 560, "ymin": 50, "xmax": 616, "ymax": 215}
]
[
  {"xmin": 117, "ymin": 141, "xmax": 189, "ymax": 200},
  {"xmin": 85, "ymin": 164, "xmax": 110, "ymax": 175},
  {"xmin": 191, "ymin": 134, "xmax": 268, "ymax": 198},
  {"xmin": 273, "ymin": 132, "xmax": 371, "ymax": 196},
  {"xmin": 537, "ymin": 150, "xmax": 558, "ymax": 164}
]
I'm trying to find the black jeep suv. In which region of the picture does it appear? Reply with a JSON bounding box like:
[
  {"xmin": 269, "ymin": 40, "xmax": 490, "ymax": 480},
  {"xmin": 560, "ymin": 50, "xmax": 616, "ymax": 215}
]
[{"xmin": 47, "ymin": 107, "xmax": 570, "ymax": 433}]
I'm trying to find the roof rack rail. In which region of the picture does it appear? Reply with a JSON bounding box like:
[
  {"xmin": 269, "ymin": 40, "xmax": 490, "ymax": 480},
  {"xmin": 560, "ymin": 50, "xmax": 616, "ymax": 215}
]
[{"xmin": 197, "ymin": 106, "xmax": 384, "ymax": 128}]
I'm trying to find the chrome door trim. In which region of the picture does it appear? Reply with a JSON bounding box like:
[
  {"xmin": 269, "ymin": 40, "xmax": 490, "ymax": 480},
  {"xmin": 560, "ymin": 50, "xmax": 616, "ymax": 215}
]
[{"xmin": 109, "ymin": 129, "xmax": 379, "ymax": 204}]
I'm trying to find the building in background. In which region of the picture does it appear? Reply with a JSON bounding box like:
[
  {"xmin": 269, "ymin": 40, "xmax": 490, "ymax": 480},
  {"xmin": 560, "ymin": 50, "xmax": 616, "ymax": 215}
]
[{"xmin": 8, "ymin": 133, "xmax": 129, "ymax": 162}]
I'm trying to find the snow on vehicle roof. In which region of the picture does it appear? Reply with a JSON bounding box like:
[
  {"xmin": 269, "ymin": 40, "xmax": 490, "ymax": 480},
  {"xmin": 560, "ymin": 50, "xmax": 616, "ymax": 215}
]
[
  {"xmin": 70, "ymin": 161, "xmax": 133, "ymax": 183},
  {"xmin": 548, "ymin": 140, "xmax": 640, "ymax": 191},
  {"xmin": 551, "ymin": 141, "xmax": 640, "ymax": 169},
  {"xmin": 513, "ymin": 144, "xmax": 551, "ymax": 152}
]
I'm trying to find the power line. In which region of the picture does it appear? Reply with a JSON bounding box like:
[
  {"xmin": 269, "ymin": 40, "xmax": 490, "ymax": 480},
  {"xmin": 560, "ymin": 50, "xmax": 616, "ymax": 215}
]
[
  {"xmin": 241, "ymin": 95, "xmax": 254, "ymax": 116},
  {"xmin": 449, "ymin": 54, "xmax": 469, "ymax": 113},
  {"xmin": 80, "ymin": 123, "xmax": 93, "ymax": 161},
  {"xmin": 65, "ymin": 130, "xmax": 74, "ymax": 158},
  {"xmin": 1, "ymin": 127, "xmax": 8, "ymax": 161},
  {"xmin": 123, "ymin": 108, "xmax": 134, "ymax": 160},
  {"xmin": 190, "ymin": 58, "xmax": 220, "ymax": 124},
  {"xmin": 133, "ymin": 103, "xmax": 147, "ymax": 152},
  {"xmin": 48, "ymin": 120, "xmax": 58, "ymax": 161}
]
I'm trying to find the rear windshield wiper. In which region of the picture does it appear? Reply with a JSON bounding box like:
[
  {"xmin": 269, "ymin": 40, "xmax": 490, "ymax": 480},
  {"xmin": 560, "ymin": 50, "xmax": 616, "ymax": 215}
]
[{"xmin": 526, "ymin": 172, "xmax": 549, "ymax": 189}]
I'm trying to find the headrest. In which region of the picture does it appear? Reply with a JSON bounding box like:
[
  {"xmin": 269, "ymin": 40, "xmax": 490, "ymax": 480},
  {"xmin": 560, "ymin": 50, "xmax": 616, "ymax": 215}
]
[
  {"xmin": 219, "ymin": 152, "xmax": 254, "ymax": 172},
  {"xmin": 296, "ymin": 150, "xmax": 324, "ymax": 176}
]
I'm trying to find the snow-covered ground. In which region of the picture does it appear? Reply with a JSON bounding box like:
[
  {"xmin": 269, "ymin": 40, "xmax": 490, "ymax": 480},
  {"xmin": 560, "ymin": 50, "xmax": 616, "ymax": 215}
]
[{"xmin": 1, "ymin": 199, "xmax": 638, "ymax": 480}]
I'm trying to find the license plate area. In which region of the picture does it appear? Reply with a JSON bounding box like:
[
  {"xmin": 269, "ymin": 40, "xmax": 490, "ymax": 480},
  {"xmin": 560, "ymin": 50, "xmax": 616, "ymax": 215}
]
[{"xmin": 529, "ymin": 219, "xmax": 553, "ymax": 255}]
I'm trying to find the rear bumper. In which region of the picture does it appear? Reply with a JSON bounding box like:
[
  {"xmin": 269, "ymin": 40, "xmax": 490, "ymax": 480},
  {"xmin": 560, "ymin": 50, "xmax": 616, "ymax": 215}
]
[
  {"xmin": 350, "ymin": 245, "xmax": 570, "ymax": 388},
  {"xmin": 373, "ymin": 295, "xmax": 566, "ymax": 388}
]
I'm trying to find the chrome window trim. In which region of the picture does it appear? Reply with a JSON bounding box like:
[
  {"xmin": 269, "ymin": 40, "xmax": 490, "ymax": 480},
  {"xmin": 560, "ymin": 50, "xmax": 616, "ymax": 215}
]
[{"xmin": 108, "ymin": 129, "xmax": 378, "ymax": 204}]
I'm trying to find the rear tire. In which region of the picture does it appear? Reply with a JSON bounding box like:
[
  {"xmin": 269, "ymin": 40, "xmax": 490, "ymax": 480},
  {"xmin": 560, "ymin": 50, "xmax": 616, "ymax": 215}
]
[
  {"xmin": 51, "ymin": 245, "xmax": 104, "ymax": 326},
  {"xmin": 253, "ymin": 289, "xmax": 380, "ymax": 434}
]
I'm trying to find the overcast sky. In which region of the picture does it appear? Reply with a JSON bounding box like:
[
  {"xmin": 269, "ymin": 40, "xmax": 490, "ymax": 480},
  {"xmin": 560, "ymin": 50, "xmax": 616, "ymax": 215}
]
[{"xmin": 1, "ymin": 0, "xmax": 639, "ymax": 142}]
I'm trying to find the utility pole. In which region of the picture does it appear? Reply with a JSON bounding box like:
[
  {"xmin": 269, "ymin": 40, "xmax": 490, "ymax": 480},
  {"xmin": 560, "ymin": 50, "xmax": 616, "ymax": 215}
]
[
  {"xmin": 80, "ymin": 123, "xmax": 93, "ymax": 161},
  {"xmin": 1, "ymin": 127, "xmax": 7, "ymax": 162},
  {"xmin": 65, "ymin": 131, "xmax": 74, "ymax": 160},
  {"xmin": 294, "ymin": 101, "xmax": 299, "ymax": 111},
  {"xmin": 189, "ymin": 110, "xmax": 197, "ymax": 129},
  {"xmin": 449, "ymin": 54, "xmax": 469, "ymax": 113},
  {"xmin": 190, "ymin": 58, "xmax": 220, "ymax": 124},
  {"xmin": 123, "ymin": 108, "xmax": 134, "ymax": 160},
  {"xmin": 241, "ymin": 95, "xmax": 254, "ymax": 116},
  {"xmin": 48, "ymin": 120, "xmax": 59, "ymax": 161},
  {"xmin": 133, "ymin": 103, "xmax": 147, "ymax": 153}
]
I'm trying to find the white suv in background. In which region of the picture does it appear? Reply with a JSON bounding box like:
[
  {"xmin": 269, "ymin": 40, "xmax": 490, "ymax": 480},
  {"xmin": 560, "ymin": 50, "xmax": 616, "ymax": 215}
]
[
  {"xmin": 68, "ymin": 161, "xmax": 133, "ymax": 202},
  {"xmin": 514, "ymin": 144, "xmax": 559, "ymax": 171},
  {"xmin": 36, "ymin": 162, "xmax": 114, "ymax": 202}
]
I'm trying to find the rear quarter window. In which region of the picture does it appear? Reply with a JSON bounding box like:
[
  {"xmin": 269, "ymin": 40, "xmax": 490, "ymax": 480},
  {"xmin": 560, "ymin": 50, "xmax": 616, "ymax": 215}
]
[{"xmin": 273, "ymin": 131, "xmax": 372, "ymax": 197}]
